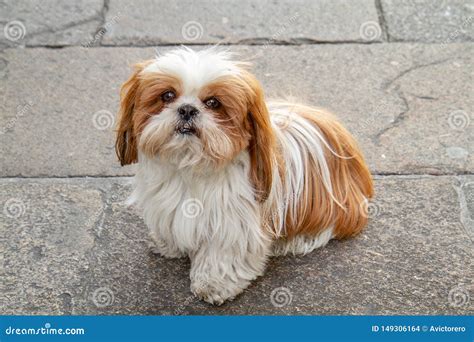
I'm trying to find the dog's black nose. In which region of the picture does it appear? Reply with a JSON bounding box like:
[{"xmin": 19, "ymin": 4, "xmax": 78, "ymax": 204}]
[{"xmin": 177, "ymin": 104, "xmax": 199, "ymax": 121}]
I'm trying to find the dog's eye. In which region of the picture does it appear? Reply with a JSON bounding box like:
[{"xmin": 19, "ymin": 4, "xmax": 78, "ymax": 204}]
[
  {"xmin": 204, "ymin": 97, "xmax": 220, "ymax": 109},
  {"xmin": 161, "ymin": 90, "xmax": 176, "ymax": 103}
]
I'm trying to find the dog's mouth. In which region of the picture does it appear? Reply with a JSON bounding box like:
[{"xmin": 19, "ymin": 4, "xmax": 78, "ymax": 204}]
[{"xmin": 176, "ymin": 121, "xmax": 197, "ymax": 135}]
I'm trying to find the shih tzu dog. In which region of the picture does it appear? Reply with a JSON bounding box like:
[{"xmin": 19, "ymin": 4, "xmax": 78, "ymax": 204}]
[{"xmin": 115, "ymin": 47, "xmax": 373, "ymax": 305}]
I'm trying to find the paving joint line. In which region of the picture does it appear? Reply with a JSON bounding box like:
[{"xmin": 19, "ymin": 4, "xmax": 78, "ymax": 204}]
[
  {"xmin": 92, "ymin": 0, "xmax": 111, "ymax": 46},
  {"xmin": 6, "ymin": 40, "xmax": 474, "ymax": 50},
  {"xmin": 374, "ymin": 0, "xmax": 390, "ymax": 42},
  {"xmin": 0, "ymin": 173, "xmax": 473, "ymax": 181},
  {"xmin": 15, "ymin": 41, "xmax": 383, "ymax": 49}
]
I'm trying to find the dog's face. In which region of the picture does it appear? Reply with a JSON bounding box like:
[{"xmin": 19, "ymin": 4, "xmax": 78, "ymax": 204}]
[{"xmin": 115, "ymin": 48, "xmax": 275, "ymax": 201}]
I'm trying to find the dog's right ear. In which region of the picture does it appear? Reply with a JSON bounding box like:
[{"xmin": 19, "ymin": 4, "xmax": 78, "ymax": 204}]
[{"xmin": 115, "ymin": 60, "xmax": 153, "ymax": 166}]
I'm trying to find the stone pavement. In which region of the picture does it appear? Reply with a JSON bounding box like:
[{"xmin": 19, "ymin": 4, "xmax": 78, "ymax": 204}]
[{"xmin": 0, "ymin": 0, "xmax": 473, "ymax": 315}]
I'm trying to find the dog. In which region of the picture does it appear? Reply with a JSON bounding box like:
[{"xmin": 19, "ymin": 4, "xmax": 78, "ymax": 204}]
[{"xmin": 115, "ymin": 47, "xmax": 373, "ymax": 305}]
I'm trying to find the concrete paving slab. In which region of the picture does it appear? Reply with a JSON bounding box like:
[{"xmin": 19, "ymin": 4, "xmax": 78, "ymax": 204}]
[
  {"xmin": 1, "ymin": 176, "xmax": 472, "ymax": 314},
  {"xmin": 1, "ymin": 44, "xmax": 472, "ymax": 177},
  {"xmin": 381, "ymin": 0, "xmax": 474, "ymax": 43},
  {"xmin": 102, "ymin": 0, "xmax": 382, "ymax": 45},
  {"xmin": 0, "ymin": 0, "xmax": 104, "ymax": 47}
]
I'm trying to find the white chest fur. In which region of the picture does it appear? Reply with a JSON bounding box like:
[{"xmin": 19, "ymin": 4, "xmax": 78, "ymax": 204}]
[{"xmin": 129, "ymin": 152, "xmax": 268, "ymax": 255}]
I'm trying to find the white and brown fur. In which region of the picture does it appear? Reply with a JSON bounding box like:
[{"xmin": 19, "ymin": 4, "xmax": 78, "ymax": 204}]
[{"xmin": 115, "ymin": 47, "xmax": 373, "ymax": 305}]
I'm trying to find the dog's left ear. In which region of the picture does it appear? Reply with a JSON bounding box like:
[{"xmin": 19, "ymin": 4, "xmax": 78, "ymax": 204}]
[{"xmin": 241, "ymin": 70, "xmax": 275, "ymax": 202}]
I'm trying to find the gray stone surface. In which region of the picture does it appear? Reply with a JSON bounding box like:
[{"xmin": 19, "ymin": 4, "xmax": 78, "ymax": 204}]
[
  {"xmin": 381, "ymin": 0, "xmax": 474, "ymax": 43},
  {"xmin": 1, "ymin": 0, "xmax": 473, "ymax": 317},
  {"xmin": 0, "ymin": 0, "xmax": 104, "ymax": 47},
  {"xmin": 102, "ymin": 0, "xmax": 382, "ymax": 45},
  {"xmin": 1, "ymin": 176, "xmax": 472, "ymax": 315},
  {"xmin": 1, "ymin": 44, "xmax": 472, "ymax": 177}
]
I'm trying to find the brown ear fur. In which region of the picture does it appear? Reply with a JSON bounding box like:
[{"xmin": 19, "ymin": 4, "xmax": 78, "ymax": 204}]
[
  {"xmin": 241, "ymin": 70, "xmax": 275, "ymax": 202},
  {"xmin": 115, "ymin": 60, "xmax": 153, "ymax": 166}
]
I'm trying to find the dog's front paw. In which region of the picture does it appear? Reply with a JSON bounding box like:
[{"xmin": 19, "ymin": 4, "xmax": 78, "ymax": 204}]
[
  {"xmin": 149, "ymin": 234, "xmax": 186, "ymax": 259},
  {"xmin": 191, "ymin": 279, "xmax": 247, "ymax": 306}
]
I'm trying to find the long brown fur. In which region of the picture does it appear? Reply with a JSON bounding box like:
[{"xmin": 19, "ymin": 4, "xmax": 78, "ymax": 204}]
[
  {"xmin": 197, "ymin": 71, "xmax": 276, "ymax": 202},
  {"xmin": 115, "ymin": 61, "xmax": 152, "ymax": 165},
  {"xmin": 239, "ymin": 70, "xmax": 276, "ymax": 202},
  {"xmin": 280, "ymin": 105, "xmax": 373, "ymax": 239}
]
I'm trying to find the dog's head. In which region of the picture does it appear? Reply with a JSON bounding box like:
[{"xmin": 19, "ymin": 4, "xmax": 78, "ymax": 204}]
[{"xmin": 115, "ymin": 47, "xmax": 274, "ymax": 201}]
